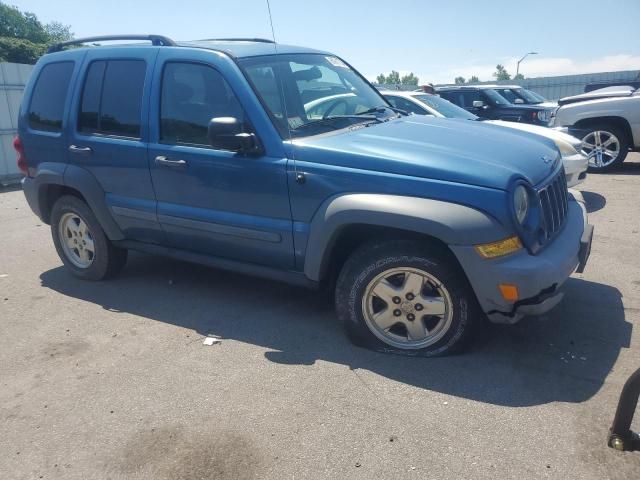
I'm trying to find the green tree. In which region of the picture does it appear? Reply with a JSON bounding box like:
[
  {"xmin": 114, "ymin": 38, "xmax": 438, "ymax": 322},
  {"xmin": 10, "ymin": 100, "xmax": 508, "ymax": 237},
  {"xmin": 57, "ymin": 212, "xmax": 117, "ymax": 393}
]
[
  {"xmin": 386, "ymin": 70, "xmax": 401, "ymax": 84},
  {"xmin": 513, "ymin": 73, "xmax": 525, "ymax": 80},
  {"xmin": 376, "ymin": 73, "xmax": 387, "ymax": 84},
  {"xmin": 469, "ymin": 75, "xmax": 479, "ymax": 83},
  {"xmin": 400, "ymin": 72, "xmax": 419, "ymax": 85},
  {"xmin": 44, "ymin": 21, "xmax": 73, "ymax": 43},
  {"xmin": 493, "ymin": 64, "xmax": 511, "ymax": 81},
  {"xmin": 454, "ymin": 76, "xmax": 466, "ymax": 84},
  {"xmin": 0, "ymin": 2, "xmax": 73, "ymax": 64}
]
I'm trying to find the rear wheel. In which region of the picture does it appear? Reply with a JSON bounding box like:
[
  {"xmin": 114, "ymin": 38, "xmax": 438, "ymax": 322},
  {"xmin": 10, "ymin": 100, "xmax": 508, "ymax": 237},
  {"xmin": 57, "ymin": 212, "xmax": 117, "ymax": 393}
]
[
  {"xmin": 51, "ymin": 195, "xmax": 127, "ymax": 280},
  {"xmin": 580, "ymin": 123, "xmax": 630, "ymax": 172},
  {"xmin": 335, "ymin": 240, "xmax": 480, "ymax": 357}
]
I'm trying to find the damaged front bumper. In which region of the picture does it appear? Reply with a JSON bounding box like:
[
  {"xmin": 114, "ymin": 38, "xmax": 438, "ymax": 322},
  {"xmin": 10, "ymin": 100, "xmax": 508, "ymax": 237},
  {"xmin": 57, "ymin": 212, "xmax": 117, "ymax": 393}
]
[{"xmin": 451, "ymin": 191, "xmax": 592, "ymax": 324}]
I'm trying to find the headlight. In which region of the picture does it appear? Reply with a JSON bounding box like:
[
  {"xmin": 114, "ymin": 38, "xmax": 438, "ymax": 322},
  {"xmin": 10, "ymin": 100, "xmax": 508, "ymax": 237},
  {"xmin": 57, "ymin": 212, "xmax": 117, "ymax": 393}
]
[
  {"xmin": 513, "ymin": 185, "xmax": 529, "ymax": 224},
  {"xmin": 555, "ymin": 138, "xmax": 579, "ymax": 156},
  {"xmin": 536, "ymin": 109, "xmax": 551, "ymax": 123}
]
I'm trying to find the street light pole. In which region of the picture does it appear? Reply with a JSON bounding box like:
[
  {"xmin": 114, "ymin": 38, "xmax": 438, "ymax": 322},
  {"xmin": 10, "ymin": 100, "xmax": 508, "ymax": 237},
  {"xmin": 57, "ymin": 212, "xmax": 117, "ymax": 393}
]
[{"xmin": 516, "ymin": 51, "xmax": 538, "ymax": 77}]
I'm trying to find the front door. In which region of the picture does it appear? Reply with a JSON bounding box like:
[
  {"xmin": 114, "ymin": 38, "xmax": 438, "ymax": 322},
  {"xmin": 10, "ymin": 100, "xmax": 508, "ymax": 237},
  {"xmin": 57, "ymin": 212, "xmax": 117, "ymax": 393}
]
[{"xmin": 147, "ymin": 55, "xmax": 294, "ymax": 269}]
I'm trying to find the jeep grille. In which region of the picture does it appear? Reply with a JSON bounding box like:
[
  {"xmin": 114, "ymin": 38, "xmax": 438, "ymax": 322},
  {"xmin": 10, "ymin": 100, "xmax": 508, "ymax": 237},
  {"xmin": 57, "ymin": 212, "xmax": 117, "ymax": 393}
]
[{"xmin": 538, "ymin": 169, "xmax": 569, "ymax": 241}]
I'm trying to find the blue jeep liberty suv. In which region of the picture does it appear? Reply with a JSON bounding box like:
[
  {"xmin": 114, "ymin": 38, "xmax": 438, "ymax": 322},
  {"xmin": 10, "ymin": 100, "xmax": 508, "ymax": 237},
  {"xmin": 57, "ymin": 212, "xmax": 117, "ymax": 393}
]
[{"xmin": 16, "ymin": 35, "xmax": 593, "ymax": 356}]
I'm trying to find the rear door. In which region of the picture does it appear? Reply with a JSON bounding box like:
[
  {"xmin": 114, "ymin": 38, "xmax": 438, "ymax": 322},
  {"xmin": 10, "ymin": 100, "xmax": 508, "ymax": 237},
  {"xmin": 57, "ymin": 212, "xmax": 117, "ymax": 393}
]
[
  {"xmin": 147, "ymin": 51, "xmax": 294, "ymax": 268},
  {"xmin": 67, "ymin": 48, "xmax": 163, "ymax": 244}
]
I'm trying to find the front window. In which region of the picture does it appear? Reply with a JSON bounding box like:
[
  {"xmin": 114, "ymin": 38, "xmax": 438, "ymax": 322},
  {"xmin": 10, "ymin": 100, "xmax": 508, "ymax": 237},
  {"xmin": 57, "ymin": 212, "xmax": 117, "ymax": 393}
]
[
  {"xmin": 413, "ymin": 95, "xmax": 477, "ymax": 119},
  {"xmin": 239, "ymin": 54, "xmax": 396, "ymax": 138},
  {"xmin": 483, "ymin": 89, "xmax": 511, "ymax": 106}
]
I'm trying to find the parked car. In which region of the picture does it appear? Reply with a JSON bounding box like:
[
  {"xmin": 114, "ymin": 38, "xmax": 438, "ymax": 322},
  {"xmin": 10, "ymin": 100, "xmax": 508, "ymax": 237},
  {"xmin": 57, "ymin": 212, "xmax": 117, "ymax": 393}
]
[
  {"xmin": 550, "ymin": 86, "xmax": 640, "ymax": 171},
  {"xmin": 436, "ymin": 85, "xmax": 556, "ymax": 126},
  {"xmin": 16, "ymin": 35, "xmax": 593, "ymax": 357},
  {"xmin": 484, "ymin": 85, "xmax": 557, "ymax": 108},
  {"xmin": 382, "ymin": 91, "xmax": 587, "ymax": 187}
]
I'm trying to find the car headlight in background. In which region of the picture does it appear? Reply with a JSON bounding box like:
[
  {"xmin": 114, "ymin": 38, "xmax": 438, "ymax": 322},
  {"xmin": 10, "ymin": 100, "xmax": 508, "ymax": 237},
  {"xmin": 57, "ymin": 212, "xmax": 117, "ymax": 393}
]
[
  {"xmin": 513, "ymin": 184, "xmax": 529, "ymax": 224},
  {"xmin": 536, "ymin": 109, "xmax": 552, "ymax": 123}
]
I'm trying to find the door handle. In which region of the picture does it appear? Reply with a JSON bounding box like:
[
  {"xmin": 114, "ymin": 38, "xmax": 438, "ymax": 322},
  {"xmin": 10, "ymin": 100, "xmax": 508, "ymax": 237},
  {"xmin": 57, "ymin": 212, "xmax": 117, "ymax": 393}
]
[
  {"xmin": 155, "ymin": 156, "xmax": 187, "ymax": 168},
  {"xmin": 68, "ymin": 145, "xmax": 93, "ymax": 155}
]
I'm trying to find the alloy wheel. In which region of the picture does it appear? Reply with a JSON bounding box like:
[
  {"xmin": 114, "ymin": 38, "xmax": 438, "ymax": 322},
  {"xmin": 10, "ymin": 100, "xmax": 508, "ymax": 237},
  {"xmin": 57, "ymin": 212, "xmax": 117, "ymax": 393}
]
[
  {"xmin": 58, "ymin": 212, "xmax": 95, "ymax": 268},
  {"xmin": 581, "ymin": 130, "xmax": 620, "ymax": 169},
  {"xmin": 362, "ymin": 267, "xmax": 453, "ymax": 349}
]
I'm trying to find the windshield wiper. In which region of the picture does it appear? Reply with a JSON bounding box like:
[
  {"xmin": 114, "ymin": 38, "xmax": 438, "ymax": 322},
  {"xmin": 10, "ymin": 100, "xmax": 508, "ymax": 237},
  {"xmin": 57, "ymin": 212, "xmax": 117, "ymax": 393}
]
[
  {"xmin": 291, "ymin": 115, "xmax": 381, "ymax": 132},
  {"xmin": 357, "ymin": 105, "xmax": 408, "ymax": 116}
]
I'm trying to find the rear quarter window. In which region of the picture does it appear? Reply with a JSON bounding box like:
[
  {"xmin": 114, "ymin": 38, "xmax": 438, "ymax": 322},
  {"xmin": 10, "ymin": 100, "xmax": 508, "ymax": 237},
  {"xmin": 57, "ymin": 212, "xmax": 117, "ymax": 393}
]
[{"xmin": 28, "ymin": 61, "xmax": 75, "ymax": 132}]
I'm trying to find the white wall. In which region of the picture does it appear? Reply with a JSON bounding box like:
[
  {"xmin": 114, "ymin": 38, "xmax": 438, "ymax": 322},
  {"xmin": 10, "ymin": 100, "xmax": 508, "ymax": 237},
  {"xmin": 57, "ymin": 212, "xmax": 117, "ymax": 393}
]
[{"xmin": 0, "ymin": 62, "xmax": 34, "ymax": 185}]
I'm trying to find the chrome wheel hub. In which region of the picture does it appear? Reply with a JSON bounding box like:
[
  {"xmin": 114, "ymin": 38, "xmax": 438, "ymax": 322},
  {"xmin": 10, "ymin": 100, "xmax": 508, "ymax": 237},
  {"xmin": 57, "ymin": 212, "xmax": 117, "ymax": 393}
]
[
  {"xmin": 362, "ymin": 267, "xmax": 453, "ymax": 349},
  {"xmin": 581, "ymin": 130, "xmax": 620, "ymax": 168},
  {"xmin": 58, "ymin": 213, "xmax": 95, "ymax": 268}
]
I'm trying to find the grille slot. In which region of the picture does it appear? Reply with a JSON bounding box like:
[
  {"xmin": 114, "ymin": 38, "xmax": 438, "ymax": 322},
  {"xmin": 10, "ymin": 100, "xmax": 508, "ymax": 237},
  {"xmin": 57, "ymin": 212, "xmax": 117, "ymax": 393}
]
[{"xmin": 538, "ymin": 170, "xmax": 569, "ymax": 241}]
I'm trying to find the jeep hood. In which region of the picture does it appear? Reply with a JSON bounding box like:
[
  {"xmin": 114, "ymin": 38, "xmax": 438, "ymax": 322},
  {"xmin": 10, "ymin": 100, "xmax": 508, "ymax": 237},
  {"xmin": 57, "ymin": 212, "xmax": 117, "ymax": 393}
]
[
  {"xmin": 291, "ymin": 115, "xmax": 560, "ymax": 190},
  {"xmin": 559, "ymin": 86, "xmax": 636, "ymax": 105}
]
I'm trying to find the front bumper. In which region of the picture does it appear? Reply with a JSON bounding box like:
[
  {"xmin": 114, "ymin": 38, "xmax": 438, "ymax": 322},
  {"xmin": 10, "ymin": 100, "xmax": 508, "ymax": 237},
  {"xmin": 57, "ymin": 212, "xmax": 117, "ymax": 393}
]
[
  {"xmin": 563, "ymin": 152, "xmax": 588, "ymax": 188},
  {"xmin": 451, "ymin": 195, "xmax": 591, "ymax": 324}
]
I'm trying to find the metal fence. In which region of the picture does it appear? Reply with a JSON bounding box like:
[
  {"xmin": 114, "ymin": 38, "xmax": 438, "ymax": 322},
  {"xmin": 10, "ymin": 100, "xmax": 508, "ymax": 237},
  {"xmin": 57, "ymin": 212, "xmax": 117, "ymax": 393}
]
[
  {"xmin": 1, "ymin": 62, "xmax": 33, "ymax": 185},
  {"xmin": 376, "ymin": 70, "xmax": 640, "ymax": 101}
]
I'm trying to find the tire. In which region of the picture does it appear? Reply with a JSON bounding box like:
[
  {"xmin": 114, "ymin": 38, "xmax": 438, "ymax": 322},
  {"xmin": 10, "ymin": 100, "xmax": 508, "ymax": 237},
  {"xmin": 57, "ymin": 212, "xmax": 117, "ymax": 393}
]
[
  {"xmin": 50, "ymin": 195, "xmax": 127, "ymax": 280},
  {"xmin": 335, "ymin": 240, "xmax": 480, "ymax": 357},
  {"xmin": 580, "ymin": 123, "xmax": 630, "ymax": 172}
]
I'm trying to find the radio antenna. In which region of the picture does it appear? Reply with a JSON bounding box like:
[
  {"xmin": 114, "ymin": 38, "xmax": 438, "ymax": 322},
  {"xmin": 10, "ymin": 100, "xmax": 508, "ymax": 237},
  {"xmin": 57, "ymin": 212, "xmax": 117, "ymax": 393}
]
[{"xmin": 265, "ymin": 0, "xmax": 300, "ymax": 181}]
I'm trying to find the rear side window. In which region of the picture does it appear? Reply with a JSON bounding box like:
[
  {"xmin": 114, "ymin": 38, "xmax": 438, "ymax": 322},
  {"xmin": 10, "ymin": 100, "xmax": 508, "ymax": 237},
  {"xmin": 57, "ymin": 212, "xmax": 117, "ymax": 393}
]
[
  {"xmin": 78, "ymin": 60, "xmax": 146, "ymax": 138},
  {"xmin": 28, "ymin": 62, "xmax": 75, "ymax": 132}
]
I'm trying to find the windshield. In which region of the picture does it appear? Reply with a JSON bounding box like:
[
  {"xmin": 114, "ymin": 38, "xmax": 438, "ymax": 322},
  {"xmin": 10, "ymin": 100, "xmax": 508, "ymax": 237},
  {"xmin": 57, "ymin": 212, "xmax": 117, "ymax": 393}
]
[
  {"xmin": 413, "ymin": 94, "xmax": 477, "ymax": 120},
  {"xmin": 509, "ymin": 88, "xmax": 546, "ymax": 104},
  {"xmin": 483, "ymin": 89, "xmax": 511, "ymax": 106},
  {"xmin": 238, "ymin": 54, "xmax": 396, "ymax": 138}
]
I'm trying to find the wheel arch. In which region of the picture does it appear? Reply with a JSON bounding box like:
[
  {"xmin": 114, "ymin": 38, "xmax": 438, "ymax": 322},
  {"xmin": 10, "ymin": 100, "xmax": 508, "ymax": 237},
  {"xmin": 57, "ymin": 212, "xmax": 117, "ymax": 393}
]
[
  {"xmin": 303, "ymin": 193, "xmax": 511, "ymax": 282},
  {"xmin": 573, "ymin": 116, "xmax": 634, "ymax": 146},
  {"xmin": 37, "ymin": 164, "xmax": 124, "ymax": 241}
]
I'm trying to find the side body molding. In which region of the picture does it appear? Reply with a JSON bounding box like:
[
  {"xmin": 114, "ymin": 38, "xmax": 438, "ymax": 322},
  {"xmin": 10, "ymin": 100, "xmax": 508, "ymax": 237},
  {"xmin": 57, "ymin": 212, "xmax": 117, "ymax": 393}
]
[{"xmin": 303, "ymin": 194, "xmax": 510, "ymax": 281}]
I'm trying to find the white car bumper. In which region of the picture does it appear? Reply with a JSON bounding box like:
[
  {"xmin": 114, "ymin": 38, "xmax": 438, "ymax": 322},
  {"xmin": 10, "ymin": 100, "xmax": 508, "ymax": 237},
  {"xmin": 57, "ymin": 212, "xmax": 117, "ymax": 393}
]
[{"xmin": 563, "ymin": 152, "xmax": 588, "ymax": 188}]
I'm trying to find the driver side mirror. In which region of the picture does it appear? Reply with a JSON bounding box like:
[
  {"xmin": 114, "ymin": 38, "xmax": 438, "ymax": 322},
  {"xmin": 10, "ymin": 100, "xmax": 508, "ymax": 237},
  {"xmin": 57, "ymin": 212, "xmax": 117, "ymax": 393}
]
[
  {"xmin": 472, "ymin": 100, "xmax": 485, "ymax": 108},
  {"xmin": 207, "ymin": 117, "xmax": 260, "ymax": 154}
]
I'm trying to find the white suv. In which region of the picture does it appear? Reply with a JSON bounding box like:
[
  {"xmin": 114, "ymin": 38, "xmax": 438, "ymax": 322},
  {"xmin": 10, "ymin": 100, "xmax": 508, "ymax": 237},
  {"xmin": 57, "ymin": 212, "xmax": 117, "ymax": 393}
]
[{"xmin": 551, "ymin": 86, "xmax": 640, "ymax": 171}]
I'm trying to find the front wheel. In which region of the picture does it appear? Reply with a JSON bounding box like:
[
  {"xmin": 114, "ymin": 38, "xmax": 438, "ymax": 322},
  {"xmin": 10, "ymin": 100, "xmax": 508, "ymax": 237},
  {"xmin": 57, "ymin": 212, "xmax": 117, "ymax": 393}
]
[
  {"xmin": 335, "ymin": 240, "xmax": 480, "ymax": 357},
  {"xmin": 51, "ymin": 195, "xmax": 127, "ymax": 280}
]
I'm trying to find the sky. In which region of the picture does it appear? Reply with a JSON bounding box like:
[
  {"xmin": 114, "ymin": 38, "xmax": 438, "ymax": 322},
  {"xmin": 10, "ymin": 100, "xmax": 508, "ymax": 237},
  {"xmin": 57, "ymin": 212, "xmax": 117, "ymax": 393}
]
[{"xmin": 9, "ymin": 0, "xmax": 640, "ymax": 84}]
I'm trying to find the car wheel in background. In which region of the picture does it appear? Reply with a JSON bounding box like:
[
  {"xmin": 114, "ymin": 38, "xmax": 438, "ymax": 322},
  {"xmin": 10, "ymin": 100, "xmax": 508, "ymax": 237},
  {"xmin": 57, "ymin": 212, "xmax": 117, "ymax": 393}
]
[{"xmin": 580, "ymin": 123, "xmax": 630, "ymax": 172}]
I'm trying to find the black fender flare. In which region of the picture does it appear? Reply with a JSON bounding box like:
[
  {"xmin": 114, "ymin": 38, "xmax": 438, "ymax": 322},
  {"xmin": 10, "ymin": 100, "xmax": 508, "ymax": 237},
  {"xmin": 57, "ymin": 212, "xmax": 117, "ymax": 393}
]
[{"xmin": 303, "ymin": 193, "xmax": 510, "ymax": 281}]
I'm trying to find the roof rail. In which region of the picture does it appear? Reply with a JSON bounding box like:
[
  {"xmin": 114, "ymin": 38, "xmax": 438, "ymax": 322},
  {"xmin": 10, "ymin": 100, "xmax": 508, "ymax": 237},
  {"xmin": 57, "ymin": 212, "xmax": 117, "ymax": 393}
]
[
  {"xmin": 47, "ymin": 34, "xmax": 176, "ymax": 53},
  {"xmin": 197, "ymin": 38, "xmax": 275, "ymax": 44}
]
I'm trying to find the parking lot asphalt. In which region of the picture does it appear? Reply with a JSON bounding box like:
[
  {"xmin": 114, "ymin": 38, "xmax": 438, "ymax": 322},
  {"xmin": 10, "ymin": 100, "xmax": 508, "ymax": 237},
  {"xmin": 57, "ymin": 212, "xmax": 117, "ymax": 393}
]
[{"xmin": 1, "ymin": 155, "xmax": 640, "ymax": 480}]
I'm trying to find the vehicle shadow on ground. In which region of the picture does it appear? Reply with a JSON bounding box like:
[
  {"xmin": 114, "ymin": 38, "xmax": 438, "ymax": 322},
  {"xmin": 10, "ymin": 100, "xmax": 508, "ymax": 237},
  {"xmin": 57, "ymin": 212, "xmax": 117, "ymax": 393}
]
[
  {"xmin": 40, "ymin": 254, "xmax": 631, "ymax": 407},
  {"xmin": 611, "ymin": 159, "xmax": 640, "ymax": 176},
  {"xmin": 582, "ymin": 191, "xmax": 606, "ymax": 213}
]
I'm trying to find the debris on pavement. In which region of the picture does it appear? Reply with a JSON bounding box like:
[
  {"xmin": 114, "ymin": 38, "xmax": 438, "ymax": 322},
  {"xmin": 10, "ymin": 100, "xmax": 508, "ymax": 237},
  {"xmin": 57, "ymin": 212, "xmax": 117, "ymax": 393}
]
[{"xmin": 203, "ymin": 336, "xmax": 222, "ymax": 346}]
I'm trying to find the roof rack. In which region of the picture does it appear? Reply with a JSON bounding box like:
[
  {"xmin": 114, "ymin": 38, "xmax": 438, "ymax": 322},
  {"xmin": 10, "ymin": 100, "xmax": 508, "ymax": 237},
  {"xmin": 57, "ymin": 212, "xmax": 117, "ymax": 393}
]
[
  {"xmin": 47, "ymin": 34, "xmax": 176, "ymax": 53},
  {"xmin": 197, "ymin": 38, "xmax": 275, "ymax": 44}
]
